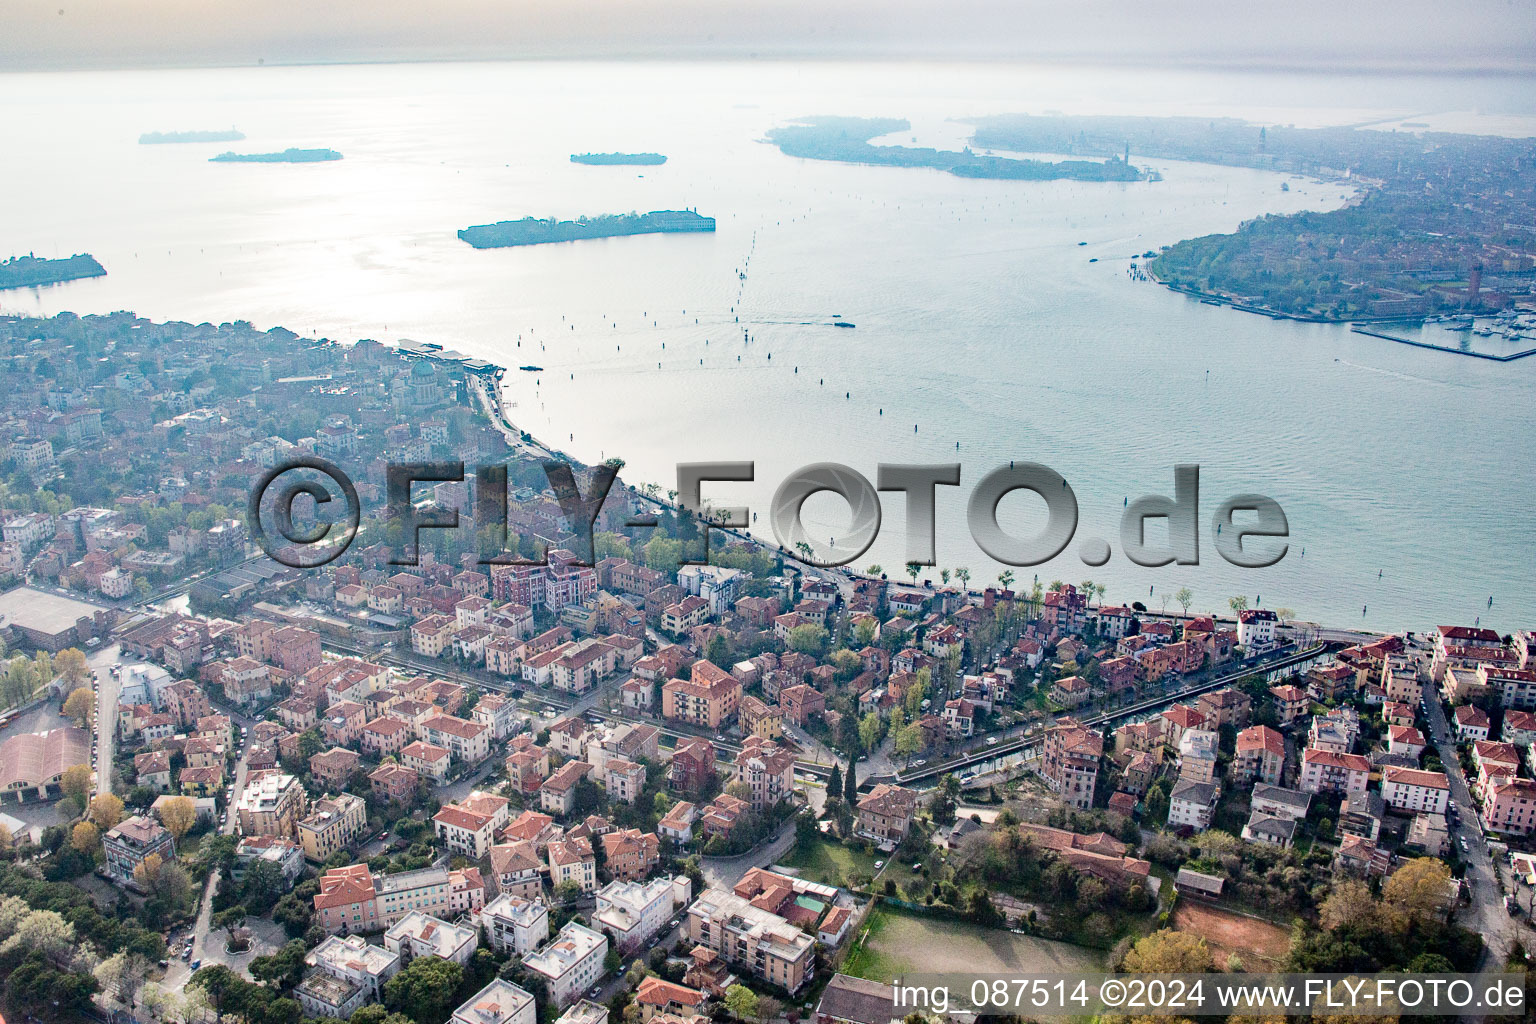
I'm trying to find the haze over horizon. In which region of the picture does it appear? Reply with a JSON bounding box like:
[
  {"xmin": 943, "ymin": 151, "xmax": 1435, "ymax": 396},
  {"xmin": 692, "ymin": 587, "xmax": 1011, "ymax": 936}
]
[{"xmin": 2, "ymin": 0, "xmax": 1534, "ymax": 76}]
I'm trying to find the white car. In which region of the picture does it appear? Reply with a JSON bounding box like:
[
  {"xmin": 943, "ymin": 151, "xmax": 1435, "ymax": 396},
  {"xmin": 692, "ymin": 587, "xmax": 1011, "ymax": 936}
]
[
  {"xmin": 986, "ymin": 736, "xmax": 999, "ymax": 745},
  {"xmin": 874, "ymin": 860, "xmax": 884, "ymax": 869}
]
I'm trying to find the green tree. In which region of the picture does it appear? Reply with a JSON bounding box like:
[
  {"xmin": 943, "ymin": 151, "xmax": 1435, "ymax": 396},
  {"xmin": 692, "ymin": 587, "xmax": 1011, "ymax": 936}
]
[
  {"xmin": 786, "ymin": 624, "xmax": 828, "ymax": 656},
  {"xmin": 383, "ymin": 955, "xmax": 464, "ymax": 1023},
  {"xmin": 725, "ymin": 984, "xmax": 760, "ymax": 1021},
  {"xmin": 1174, "ymin": 587, "xmax": 1194, "ymax": 616}
]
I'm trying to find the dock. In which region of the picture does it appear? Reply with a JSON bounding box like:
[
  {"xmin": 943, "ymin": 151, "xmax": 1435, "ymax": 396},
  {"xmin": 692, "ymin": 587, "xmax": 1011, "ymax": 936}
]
[{"xmin": 1348, "ymin": 326, "xmax": 1536, "ymax": 362}]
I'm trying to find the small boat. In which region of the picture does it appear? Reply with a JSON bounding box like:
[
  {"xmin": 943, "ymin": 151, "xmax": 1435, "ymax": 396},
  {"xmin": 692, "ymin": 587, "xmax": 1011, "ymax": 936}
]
[
  {"xmin": 1088, "ymin": 258, "xmax": 1098, "ymax": 263},
  {"xmin": 518, "ymin": 365, "xmax": 544, "ymax": 372},
  {"xmin": 832, "ymin": 321, "xmax": 856, "ymax": 329}
]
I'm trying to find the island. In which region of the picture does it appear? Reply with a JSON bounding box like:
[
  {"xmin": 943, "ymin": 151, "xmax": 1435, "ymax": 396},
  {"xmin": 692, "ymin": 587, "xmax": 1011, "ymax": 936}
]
[
  {"xmin": 458, "ymin": 210, "xmax": 715, "ymax": 249},
  {"xmin": 139, "ymin": 129, "xmax": 245, "ymax": 144},
  {"xmin": 767, "ymin": 116, "xmax": 1142, "ymax": 182},
  {"xmin": 0, "ymin": 254, "xmax": 106, "ymax": 291},
  {"xmin": 209, "ymin": 148, "xmax": 343, "ymax": 163},
  {"xmin": 970, "ymin": 113, "xmax": 1536, "ymax": 321},
  {"xmin": 570, "ymin": 152, "xmax": 667, "ymax": 166}
]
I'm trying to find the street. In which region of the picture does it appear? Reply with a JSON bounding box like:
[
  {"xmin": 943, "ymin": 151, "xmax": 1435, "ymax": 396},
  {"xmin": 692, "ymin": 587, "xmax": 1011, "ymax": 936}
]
[{"xmin": 1420, "ymin": 675, "xmax": 1515, "ymax": 968}]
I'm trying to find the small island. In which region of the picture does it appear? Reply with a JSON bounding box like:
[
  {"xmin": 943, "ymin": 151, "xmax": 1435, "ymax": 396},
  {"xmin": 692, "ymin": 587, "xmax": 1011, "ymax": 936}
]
[
  {"xmin": 209, "ymin": 148, "xmax": 343, "ymax": 164},
  {"xmin": 570, "ymin": 153, "xmax": 668, "ymax": 166},
  {"xmin": 458, "ymin": 210, "xmax": 715, "ymax": 249},
  {"xmin": 139, "ymin": 129, "xmax": 245, "ymax": 144},
  {"xmin": 767, "ymin": 116, "xmax": 1142, "ymax": 182},
  {"xmin": 0, "ymin": 254, "xmax": 107, "ymax": 291}
]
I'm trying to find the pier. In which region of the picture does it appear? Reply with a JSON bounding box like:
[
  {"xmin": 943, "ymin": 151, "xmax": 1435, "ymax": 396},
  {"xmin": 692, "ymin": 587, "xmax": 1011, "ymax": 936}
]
[{"xmin": 1349, "ymin": 325, "xmax": 1536, "ymax": 362}]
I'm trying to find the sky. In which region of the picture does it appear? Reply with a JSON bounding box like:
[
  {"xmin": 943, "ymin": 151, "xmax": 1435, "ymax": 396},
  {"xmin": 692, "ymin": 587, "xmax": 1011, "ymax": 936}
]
[{"xmin": 2, "ymin": 0, "xmax": 1534, "ymax": 73}]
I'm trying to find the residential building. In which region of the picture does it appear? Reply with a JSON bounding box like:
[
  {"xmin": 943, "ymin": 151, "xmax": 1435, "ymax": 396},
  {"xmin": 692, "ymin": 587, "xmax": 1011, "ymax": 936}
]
[
  {"xmin": 601, "ymin": 828, "xmax": 661, "ymax": 882},
  {"xmin": 523, "ymin": 922, "xmax": 609, "ymax": 1009},
  {"xmin": 450, "ymin": 980, "xmax": 537, "ymax": 1024},
  {"xmin": 731, "ymin": 737, "xmax": 796, "ymax": 810},
  {"xmin": 1299, "ymin": 748, "xmax": 1370, "ymax": 796},
  {"xmin": 313, "ymin": 865, "xmax": 382, "ymax": 936},
  {"xmin": 593, "ymin": 875, "xmax": 686, "ymax": 953},
  {"xmin": 1167, "ymin": 779, "xmax": 1218, "ymax": 829},
  {"xmin": 297, "ymin": 935, "xmax": 401, "ymax": 1019},
  {"xmin": 236, "ymin": 770, "xmax": 308, "ymax": 838},
  {"xmin": 101, "ymin": 815, "xmax": 176, "ymax": 887},
  {"xmin": 685, "ymin": 887, "xmax": 816, "ymax": 993},
  {"xmin": 384, "ymin": 911, "xmax": 479, "ymax": 966},
  {"xmin": 547, "ymin": 837, "xmax": 597, "ymax": 893},
  {"xmin": 1233, "ymin": 725, "xmax": 1285, "ymax": 786},
  {"xmin": 1041, "ymin": 719, "xmax": 1102, "ymax": 810},
  {"xmin": 1381, "ymin": 767, "xmax": 1451, "ymax": 815},
  {"xmin": 661, "ymin": 661, "xmax": 742, "ymax": 729},
  {"xmin": 297, "ymin": 793, "xmax": 369, "ymax": 863},
  {"xmin": 374, "ymin": 867, "xmax": 453, "ymax": 929},
  {"xmin": 856, "ymin": 784, "xmax": 919, "ymax": 848},
  {"xmin": 483, "ymin": 894, "xmax": 550, "ymax": 955}
]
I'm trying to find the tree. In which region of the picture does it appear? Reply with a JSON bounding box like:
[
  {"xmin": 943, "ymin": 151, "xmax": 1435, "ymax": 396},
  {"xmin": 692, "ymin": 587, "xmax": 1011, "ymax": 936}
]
[
  {"xmin": 95, "ymin": 951, "xmax": 152, "ymax": 1010},
  {"xmin": 857, "ymin": 711, "xmax": 885, "ymax": 752},
  {"xmin": 60, "ymin": 763, "xmax": 92, "ymax": 799},
  {"xmin": 1121, "ymin": 929, "xmax": 1211, "ymax": 973},
  {"xmin": 1228, "ymin": 595, "xmax": 1249, "ymax": 613},
  {"xmin": 828, "ymin": 763, "xmax": 844, "ymax": 800},
  {"xmin": 725, "ymin": 984, "xmax": 760, "ymax": 1021},
  {"xmin": 383, "ymin": 955, "xmax": 464, "ymax": 1024},
  {"xmin": 159, "ymin": 796, "xmax": 197, "ymax": 843},
  {"xmin": 844, "ymin": 763, "xmax": 858, "ymax": 805},
  {"xmin": 786, "ymin": 624, "xmax": 828, "ymax": 656},
  {"xmin": 88, "ymin": 793, "xmax": 124, "ymax": 830},
  {"xmin": 1319, "ymin": 879, "xmax": 1379, "ymax": 933},
  {"xmin": 894, "ymin": 725, "xmax": 923, "ymax": 762},
  {"xmin": 71, "ymin": 820, "xmax": 99, "ymax": 854},
  {"xmin": 62, "ymin": 687, "xmax": 94, "ymax": 727},
  {"xmin": 1174, "ymin": 587, "xmax": 1193, "ymax": 616},
  {"xmin": 1381, "ymin": 857, "xmax": 1452, "ymax": 926}
]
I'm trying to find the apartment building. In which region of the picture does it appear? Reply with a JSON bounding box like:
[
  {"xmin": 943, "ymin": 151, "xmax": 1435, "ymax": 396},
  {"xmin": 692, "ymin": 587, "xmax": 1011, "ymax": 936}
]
[
  {"xmin": 236, "ymin": 770, "xmax": 308, "ymax": 838},
  {"xmin": 483, "ymin": 894, "xmax": 551, "ymax": 955},
  {"xmin": 685, "ymin": 887, "xmax": 815, "ymax": 993},
  {"xmin": 297, "ymin": 793, "xmax": 369, "ymax": 863},
  {"xmin": 1041, "ymin": 719, "xmax": 1102, "ymax": 810},
  {"xmin": 523, "ymin": 922, "xmax": 609, "ymax": 1009}
]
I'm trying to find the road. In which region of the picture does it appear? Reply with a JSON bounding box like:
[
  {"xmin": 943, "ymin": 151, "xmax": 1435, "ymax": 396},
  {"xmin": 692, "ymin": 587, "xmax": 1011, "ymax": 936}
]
[
  {"xmin": 700, "ymin": 817, "xmax": 799, "ymax": 890},
  {"xmin": 87, "ymin": 644, "xmax": 123, "ymax": 796},
  {"xmin": 1421, "ymin": 672, "xmax": 1515, "ymax": 968},
  {"xmin": 165, "ymin": 701, "xmax": 256, "ymax": 991}
]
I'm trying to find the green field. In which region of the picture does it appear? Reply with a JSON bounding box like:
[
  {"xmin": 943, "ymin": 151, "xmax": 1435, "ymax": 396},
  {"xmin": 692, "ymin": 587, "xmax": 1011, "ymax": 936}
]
[
  {"xmin": 844, "ymin": 905, "xmax": 1105, "ymax": 982},
  {"xmin": 778, "ymin": 833, "xmax": 881, "ymax": 888}
]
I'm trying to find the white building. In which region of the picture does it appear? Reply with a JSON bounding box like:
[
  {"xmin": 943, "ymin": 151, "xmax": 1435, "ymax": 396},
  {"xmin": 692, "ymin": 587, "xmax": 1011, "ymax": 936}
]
[
  {"xmin": 482, "ymin": 893, "xmax": 551, "ymax": 955},
  {"xmin": 1236, "ymin": 609, "xmax": 1278, "ymax": 652},
  {"xmin": 297, "ymin": 935, "xmax": 401, "ymax": 1019},
  {"xmin": 522, "ymin": 922, "xmax": 608, "ymax": 1009},
  {"xmin": 1381, "ymin": 767, "xmax": 1451, "ymax": 815},
  {"xmin": 1167, "ymin": 779, "xmax": 1218, "ymax": 829},
  {"xmin": 592, "ymin": 876, "xmax": 684, "ymax": 953},
  {"xmin": 677, "ymin": 565, "xmax": 743, "ymax": 616},
  {"xmin": 384, "ymin": 911, "xmax": 479, "ymax": 966},
  {"xmin": 451, "ymin": 979, "xmax": 538, "ymax": 1024}
]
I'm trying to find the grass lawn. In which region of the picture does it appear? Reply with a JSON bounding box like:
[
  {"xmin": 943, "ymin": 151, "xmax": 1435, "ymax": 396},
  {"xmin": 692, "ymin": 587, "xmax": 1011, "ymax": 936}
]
[
  {"xmin": 844, "ymin": 904, "xmax": 1104, "ymax": 982},
  {"xmin": 778, "ymin": 833, "xmax": 881, "ymax": 889}
]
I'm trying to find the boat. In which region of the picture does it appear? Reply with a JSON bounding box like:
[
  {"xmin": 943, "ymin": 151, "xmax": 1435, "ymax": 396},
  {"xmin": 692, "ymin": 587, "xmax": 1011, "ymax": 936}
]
[
  {"xmin": 832, "ymin": 321, "xmax": 856, "ymax": 329},
  {"xmin": 518, "ymin": 365, "xmax": 544, "ymax": 372}
]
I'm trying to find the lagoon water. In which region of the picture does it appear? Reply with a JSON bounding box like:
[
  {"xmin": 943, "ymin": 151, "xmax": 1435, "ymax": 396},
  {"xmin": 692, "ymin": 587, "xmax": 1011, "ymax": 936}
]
[{"xmin": 2, "ymin": 61, "xmax": 1533, "ymax": 631}]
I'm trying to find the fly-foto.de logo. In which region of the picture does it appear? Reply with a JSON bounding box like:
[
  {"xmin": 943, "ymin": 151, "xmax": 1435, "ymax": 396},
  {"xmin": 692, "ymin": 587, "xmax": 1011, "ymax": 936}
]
[{"xmin": 248, "ymin": 459, "xmax": 1289, "ymax": 571}]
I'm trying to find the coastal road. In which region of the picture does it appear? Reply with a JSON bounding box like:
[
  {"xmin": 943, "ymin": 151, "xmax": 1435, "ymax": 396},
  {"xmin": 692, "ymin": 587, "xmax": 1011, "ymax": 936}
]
[{"xmin": 1422, "ymin": 678, "xmax": 1515, "ymax": 968}]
